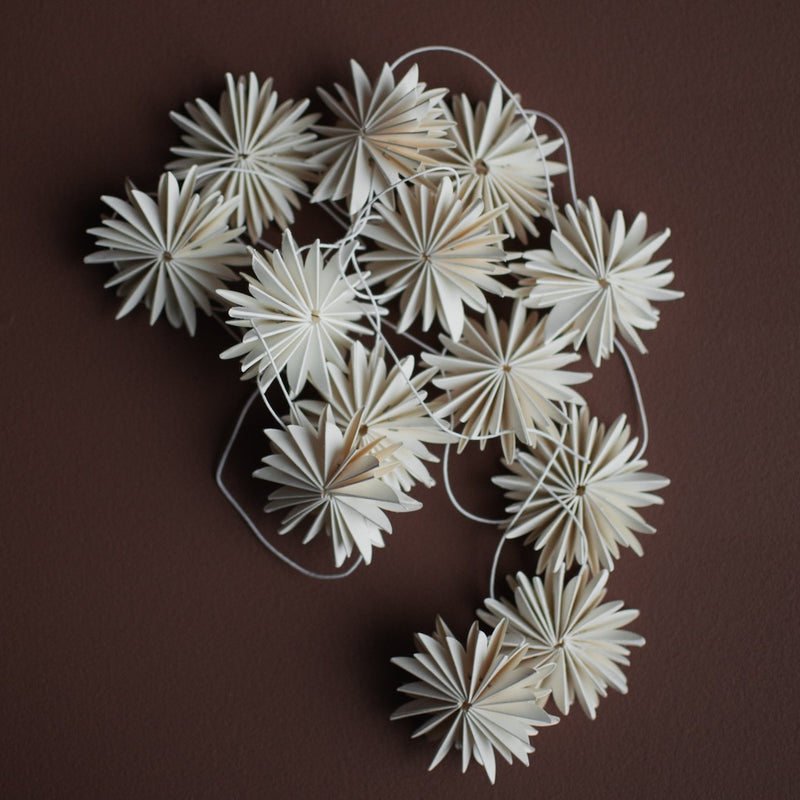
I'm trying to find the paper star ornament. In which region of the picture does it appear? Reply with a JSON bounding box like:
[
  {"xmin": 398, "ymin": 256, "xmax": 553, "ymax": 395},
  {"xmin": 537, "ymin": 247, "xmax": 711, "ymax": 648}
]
[
  {"xmin": 311, "ymin": 60, "xmax": 452, "ymax": 215},
  {"xmin": 423, "ymin": 301, "xmax": 590, "ymax": 462},
  {"xmin": 516, "ymin": 197, "xmax": 683, "ymax": 366},
  {"xmin": 391, "ymin": 617, "xmax": 557, "ymax": 784},
  {"xmin": 479, "ymin": 568, "xmax": 644, "ymax": 719},
  {"xmin": 85, "ymin": 167, "xmax": 248, "ymax": 335},
  {"xmin": 218, "ymin": 231, "xmax": 371, "ymax": 397},
  {"xmin": 256, "ymin": 407, "xmax": 420, "ymax": 566},
  {"xmin": 431, "ymin": 83, "xmax": 565, "ymax": 242},
  {"xmin": 360, "ymin": 178, "xmax": 508, "ymax": 341},
  {"xmin": 494, "ymin": 405, "xmax": 669, "ymax": 574},
  {"xmin": 297, "ymin": 340, "xmax": 453, "ymax": 491},
  {"xmin": 168, "ymin": 72, "xmax": 319, "ymax": 242}
]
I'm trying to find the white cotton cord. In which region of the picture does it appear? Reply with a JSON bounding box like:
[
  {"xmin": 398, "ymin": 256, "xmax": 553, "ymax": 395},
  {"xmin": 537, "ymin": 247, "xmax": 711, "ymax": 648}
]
[
  {"xmin": 487, "ymin": 426, "xmax": 566, "ymax": 600},
  {"xmin": 614, "ymin": 338, "xmax": 650, "ymax": 459},
  {"xmin": 389, "ymin": 45, "xmax": 565, "ymax": 232},
  {"xmin": 215, "ymin": 389, "xmax": 363, "ymax": 579},
  {"xmin": 523, "ymin": 109, "xmax": 579, "ymax": 211},
  {"xmin": 247, "ymin": 312, "xmax": 298, "ymax": 422},
  {"xmin": 442, "ymin": 441, "xmax": 507, "ymax": 526}
]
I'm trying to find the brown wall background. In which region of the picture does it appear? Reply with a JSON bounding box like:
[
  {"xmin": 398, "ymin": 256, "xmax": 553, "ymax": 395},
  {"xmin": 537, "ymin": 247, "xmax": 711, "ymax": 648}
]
[{"xmin": 1, "ymin": 1, "xmax": 797, "ymax": 797}]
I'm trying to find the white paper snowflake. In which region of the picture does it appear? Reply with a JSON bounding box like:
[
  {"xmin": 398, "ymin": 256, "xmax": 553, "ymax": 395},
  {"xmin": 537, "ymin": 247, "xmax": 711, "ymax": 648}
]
[
  {"xmin": 360, "ymin": 178, "xmax": 508, "ymax": 341},
  {"xmin": 423, "ymin": 301, "xmax": 590, "ymax": 462},
  {"xmin": 428, "ymin": 83, "xmax": 565, "ymax": 243},
  {"xmin": 255, "ymin": 407, "xmax": 420, "ymax": 566},
  {"xmin": 516, "ymin": 197, "xmax": 683, "ymax": 366},
  {"xmin": 85, "ymin": 167, "xmax": 248, "ymax": 335},
  {"xmin": 311, "ymin": 60, "xmax": 452, "ymax": 215},
  {"xmin": 391, "ymin": 617, "xmax": 557, "ymax": 784},
  {"xmin": 296, "ymin": 340, "xmax": 453, "ymax": 491},
  {"xmin": 494, "ymin": 405, "xmax": 669, "ymax": 574},
  {"xmin": 218, "ymin": 230, "xmax": 371, "ymax": 397},
  {"xmin": 479, "ymin": 568, "xmax": 644, "ymax": 719},
  {"xmin": 168, "ymin": 72, "xmax": 319, "ymax": 242}
]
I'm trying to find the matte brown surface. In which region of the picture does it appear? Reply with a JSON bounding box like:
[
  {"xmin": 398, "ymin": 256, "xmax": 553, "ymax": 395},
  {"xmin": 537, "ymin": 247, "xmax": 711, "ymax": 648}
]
[{"xmin": 2, "ymin": 1, "xmax": 797, "ymax": 797}]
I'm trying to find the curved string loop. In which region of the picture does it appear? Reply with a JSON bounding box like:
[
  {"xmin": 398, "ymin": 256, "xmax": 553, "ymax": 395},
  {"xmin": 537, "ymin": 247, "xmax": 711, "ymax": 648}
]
[{"xmin": 215, "ymin": 390, "xmax": 363, "ymax": 579}]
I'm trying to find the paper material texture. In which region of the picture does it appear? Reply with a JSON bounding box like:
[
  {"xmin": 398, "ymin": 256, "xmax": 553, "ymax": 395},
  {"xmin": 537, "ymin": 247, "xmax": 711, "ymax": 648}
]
[
  {"xmin": 391, "ymin": 617, "xmax": 557, "ymax": 783},
  {"xmin": 479, "ymin": 568, "xmax": 645, "ymax": 719}
]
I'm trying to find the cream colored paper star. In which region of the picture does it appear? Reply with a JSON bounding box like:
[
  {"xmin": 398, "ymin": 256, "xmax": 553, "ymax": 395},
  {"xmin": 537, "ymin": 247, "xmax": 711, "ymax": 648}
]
[
  {"xmin": 297, "ymin": 340, "xmax": 454, "ymax": 491},
  {"xmin": 516, "ymin": 197, "xmax": 683, "ymax": 366},
  {"xmin": 85, "ymin": 167, "xmax": 248, "ymax": 335},
  {"xmin": 494, "ymin": 405, "xmax": 669, "ymax": 574},
  {"xmin": 360, "ymin": 178, "xmax": 508, "ymax": 341},
  {"xmin": 391, "ymin": 617, "xmax": 557, "ymax": 784},
  {"xmin": 429, "ymin": 83, "xmax": 565, "ymax": 243},
  {"xmin": 423, "ymin": 301, "xmax": 590, "ymax": 462},
  {"xmin": 479, "ymin": 568, "xmax": 644, "ymax": 719},
  {"xmin": 218, "ymin": 231, "xmax": 371, "ymax": 398},
  {"xmin": 311, "ymin": 60, "xmax": 452, "ymax": 215},
  {"xmin": 168, "ymin": 72, "xmax": 319, "ymax": 242},
  {"xmin": 256, "ymin": 407, "xmax": 420, "ymax": 567}
]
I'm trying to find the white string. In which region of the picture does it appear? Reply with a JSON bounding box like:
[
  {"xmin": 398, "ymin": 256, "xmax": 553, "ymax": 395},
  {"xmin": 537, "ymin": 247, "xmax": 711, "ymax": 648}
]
[
  {"xmin": 487, "ymin": 426, "xmax": 566, "ymax": 599},
  {"xmin": 615, "ymin": 338, "xmax": 650, "ymax": 459},
  {"xmin": 380, "ymin": 318, "xmax": 438, "ymax": 355},
  {"xmin": 215, "ymin": 389, "xmax": 363, "ymax": 579},
  {"xmin": 442, "ymin": 441, "xmax": 507, "ymax": 526},
  {"xmin": 524, "ymin": 110, "xmax": 578, "ymax": 211}
]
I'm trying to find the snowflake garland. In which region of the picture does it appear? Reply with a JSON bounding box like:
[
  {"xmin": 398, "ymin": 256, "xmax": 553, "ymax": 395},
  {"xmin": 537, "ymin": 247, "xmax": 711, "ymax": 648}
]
[{"xmin": 88, "ymin": 53, "xmax": 682, "ymax": 785}]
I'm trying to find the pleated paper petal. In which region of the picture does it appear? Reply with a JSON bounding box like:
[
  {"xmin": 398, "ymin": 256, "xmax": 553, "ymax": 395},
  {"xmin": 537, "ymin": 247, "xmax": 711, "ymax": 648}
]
[
  {"xmin": 310, "ymin": 60, "xmax": 452, "ymax": 216},
  {"xmin": 361, "ymin": 178, "xmax": 508, "ymax": 341},
  {"xmin": 479, "ymin": 568, "xmax": 644, "ymax": 719},
  {"xmin": 168, "ymin": 72, "xmax": 319, "ymax": 242},
  {"xmin": 391, "ymin": 617, "xmax": 558, "ymax": 784},
  {"xmin": 219, "ymin": 230, "xmax": 371, "ymax": 397},
  {"xmin": 424, "ymin": 83, "xmax": 565, "ymax": 243},
  {"xmin": 297, "ymin": 340, "xmax": 454, "ymax": 491},
  {"xmin": 255, "ymin": 407, "xmax": 420, "ymax": 566},
  {"xmin": 423, "ymin": 301, "xmax": 591, "ymax": 462},
  {"xmin": 85, "ymin": 167, "xmax": 249, "ymax": 335},
  {"xmin": 515, "ymin": 197, "xmax": 683, "ymax": 366},
  {"xmin": 494, "ymin": 405, "xmax": 669, "ymax": 574}
]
